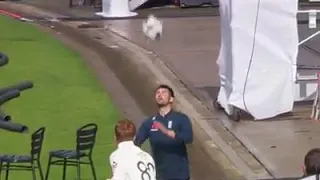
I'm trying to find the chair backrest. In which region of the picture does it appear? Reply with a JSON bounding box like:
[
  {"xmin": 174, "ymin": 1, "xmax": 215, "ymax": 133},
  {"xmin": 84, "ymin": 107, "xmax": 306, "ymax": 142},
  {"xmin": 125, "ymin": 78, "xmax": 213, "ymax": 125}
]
[
  {"xmin": 31, "ymin": 127, "xmax": 45, "ymax": 158},
  {"xmin": 76, "ymin": 123, "xmax": 98, "ymax": 155}
]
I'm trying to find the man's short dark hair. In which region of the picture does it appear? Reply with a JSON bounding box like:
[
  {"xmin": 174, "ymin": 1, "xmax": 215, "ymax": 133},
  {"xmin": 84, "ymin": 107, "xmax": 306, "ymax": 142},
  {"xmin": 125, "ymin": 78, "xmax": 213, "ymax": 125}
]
[
  {"xmin": 156, "ymin": 84, "xmax": 175, "ymax": 98},
  {"xmin": 305, "ymin": 148, "xmax": 320, "ymax": 176}
]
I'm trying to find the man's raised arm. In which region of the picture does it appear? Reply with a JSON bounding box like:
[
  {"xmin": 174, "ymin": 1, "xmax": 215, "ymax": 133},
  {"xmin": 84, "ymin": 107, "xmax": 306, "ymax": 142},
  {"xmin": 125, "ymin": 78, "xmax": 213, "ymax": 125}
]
[
  {"xmin": 175, "ymin": 114, "xmax": 193, "ymax": 144},
  {"xmin": 134, "ymin": 120, "xmax": 150, "ymax": 147}
]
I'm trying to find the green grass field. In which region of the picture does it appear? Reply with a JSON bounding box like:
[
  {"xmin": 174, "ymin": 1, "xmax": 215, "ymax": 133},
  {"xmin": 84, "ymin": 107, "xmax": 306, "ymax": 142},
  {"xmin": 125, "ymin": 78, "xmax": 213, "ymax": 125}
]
[{"xmin": 0, "ymin": 15, "xmax": 121, "ymax": 179}]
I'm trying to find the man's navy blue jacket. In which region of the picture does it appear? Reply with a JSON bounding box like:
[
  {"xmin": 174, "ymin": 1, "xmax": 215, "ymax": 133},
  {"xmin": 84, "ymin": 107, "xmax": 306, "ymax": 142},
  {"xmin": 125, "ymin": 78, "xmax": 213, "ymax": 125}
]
[{"xmin": 134, "ymin": 110, "xmax": 193, "ymax": 180}]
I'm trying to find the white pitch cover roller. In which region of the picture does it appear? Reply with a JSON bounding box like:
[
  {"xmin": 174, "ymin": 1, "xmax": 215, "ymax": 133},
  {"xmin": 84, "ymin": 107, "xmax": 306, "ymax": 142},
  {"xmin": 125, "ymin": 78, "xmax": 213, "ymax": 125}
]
[
  {"xmin": 216, "ymin": 0, "xmax": 299, "ymax": 120},
  {"xmin": 95, "ymin": 0, "xmax": 137, "ymax": 18}
]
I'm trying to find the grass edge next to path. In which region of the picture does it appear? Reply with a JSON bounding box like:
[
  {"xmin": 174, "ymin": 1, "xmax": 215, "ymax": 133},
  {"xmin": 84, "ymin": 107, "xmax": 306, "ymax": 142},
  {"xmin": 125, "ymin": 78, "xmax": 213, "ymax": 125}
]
[{"xmin": 0, "ymin": 15, "xmax": 121, "ymax": 180}]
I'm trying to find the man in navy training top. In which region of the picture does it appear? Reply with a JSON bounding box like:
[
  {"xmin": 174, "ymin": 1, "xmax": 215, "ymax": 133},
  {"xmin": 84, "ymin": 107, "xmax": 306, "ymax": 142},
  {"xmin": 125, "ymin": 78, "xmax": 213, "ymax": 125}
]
[{"xmin": 134, "ymin": 84, "xmax": 193, "ymax": 180}]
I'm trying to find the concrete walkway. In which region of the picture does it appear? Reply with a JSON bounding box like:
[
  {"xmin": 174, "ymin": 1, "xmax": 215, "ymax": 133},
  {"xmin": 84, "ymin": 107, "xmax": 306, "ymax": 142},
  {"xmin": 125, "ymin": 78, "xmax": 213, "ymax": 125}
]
[
  {"xmin": 95, "ymin": 17, "xmax": 320, "ymax": 179},
  {"xmin": 2, "ymin": 2, "xmax": 320, "ymax": 179}
]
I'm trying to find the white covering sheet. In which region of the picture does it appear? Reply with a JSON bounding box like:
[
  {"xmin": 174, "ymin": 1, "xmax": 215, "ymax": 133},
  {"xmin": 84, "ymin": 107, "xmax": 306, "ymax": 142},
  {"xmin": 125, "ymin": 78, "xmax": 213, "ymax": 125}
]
[
  {"xmin": 129, "ymin": 0, "xmax": 147, "ymax": 11},
  {"xmin": 217, "ymin": 0, "xmax": 299, "ymax": 120}
]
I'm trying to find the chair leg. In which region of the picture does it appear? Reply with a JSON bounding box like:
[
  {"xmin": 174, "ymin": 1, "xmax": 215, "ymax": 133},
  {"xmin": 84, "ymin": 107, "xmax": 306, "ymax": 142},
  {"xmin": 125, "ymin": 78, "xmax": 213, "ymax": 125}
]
[
  {"xmin": 37, "ymin": 160, "xmax": 44, "ymax": 180},
  {"xmin": 89, "ymin": 157, "xmax": 97, "ymax": 180},
  {"xmin": 62, "ymin": 159, "xmax": 67, "ymax": 180},
  {"xmin": 31, "ymin": 162, "xmax": 36, "ymax": 180},
  {"xmin": 45, "ymin": 156, "xmax": 52, "ymax": 180},
  {"xmin": 0, "ymin": 161, "xmax": 3, "ymax": 180},
  {"xmin": 76, "ymin": 159, "xmax": 81, "ymax": 180},
  {"xmin": 5, "ymin": 163, "xmax": 9, "ymax": 180}
]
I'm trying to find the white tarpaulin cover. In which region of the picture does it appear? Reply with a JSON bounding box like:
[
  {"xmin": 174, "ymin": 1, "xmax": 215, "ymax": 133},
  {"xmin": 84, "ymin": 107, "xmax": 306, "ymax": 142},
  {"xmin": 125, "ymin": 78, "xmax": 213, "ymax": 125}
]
[
  {"xmin": 95, "ymin": 0, "xmax": 137, "ymax": 17},
  {"xmin": 129, "ymin": 0, "xmax": 146, "ymax": 10},
  {"xmin": 217, "ymin": 0, "xmax": 299, "ymax": 120}
]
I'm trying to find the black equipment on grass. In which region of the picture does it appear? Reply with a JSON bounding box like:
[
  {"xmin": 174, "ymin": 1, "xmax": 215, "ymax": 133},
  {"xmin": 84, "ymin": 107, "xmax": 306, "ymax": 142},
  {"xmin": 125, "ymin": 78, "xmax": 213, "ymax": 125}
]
[
  {"xmin": 0, "ymin": 90, "xmax": 28, "ymax": 133},
  {"xmin": 0, "ymin": 81, "xmax": 33, "ymax": 96},
  {"xmin": 0, "ymin": 52, "xmax": 8, "ymax": 67},
  {"xmin": 0, "ymin": 52, "xmax": 33, "ymax": 133}
]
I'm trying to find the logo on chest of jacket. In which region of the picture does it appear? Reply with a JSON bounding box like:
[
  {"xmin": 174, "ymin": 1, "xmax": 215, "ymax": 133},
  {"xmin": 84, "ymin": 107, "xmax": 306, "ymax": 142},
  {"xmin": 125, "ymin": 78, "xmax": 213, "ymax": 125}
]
[
  {"xmin": 150, "ymin": 116, "xmax": 159, "ymax": 131},
  {"xmin": 150, "ymin": 122, "xmax": 159, "ymax": 131},
  {"xmin": 168, "ymin": 121, "xmax": 172, "ymax": 129},
  {"xmin": 112, "ymin": 161, "xmax": 117, "ymax": 169}
]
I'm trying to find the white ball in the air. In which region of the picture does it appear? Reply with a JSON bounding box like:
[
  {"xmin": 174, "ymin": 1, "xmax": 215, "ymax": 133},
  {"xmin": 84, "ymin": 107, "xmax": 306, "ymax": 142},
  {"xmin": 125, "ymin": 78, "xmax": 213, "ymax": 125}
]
[{"xmin": 143, "ymin": 14, "xmax": 163, "ymax": 41}]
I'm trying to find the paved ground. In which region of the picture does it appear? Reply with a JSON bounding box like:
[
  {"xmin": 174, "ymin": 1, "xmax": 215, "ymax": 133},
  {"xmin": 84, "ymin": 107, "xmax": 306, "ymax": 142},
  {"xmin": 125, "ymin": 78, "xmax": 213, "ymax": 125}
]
[
  {"xmin": 20, "ymin": 0, "xmax": 219, "ymax": 19},
  {"xmin": 89, "ymin": 11, "xmax": 320, "ymax": 179},
  {"xmin": 0, "ymin": 2, "xmax": 246, "ymax": 180},
  {"xmin": 68, "ymin": 20, "xmax": 240, "ymax": 180},
  {"xmin": 3, "ymin": 1, "xmax": 320, "ymax": 180}
]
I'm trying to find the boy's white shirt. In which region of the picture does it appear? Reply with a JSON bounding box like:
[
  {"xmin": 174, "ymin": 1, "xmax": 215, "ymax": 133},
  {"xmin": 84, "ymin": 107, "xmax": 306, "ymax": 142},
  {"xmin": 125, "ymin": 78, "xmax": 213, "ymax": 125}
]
[{"xmin": 108, "ymin": 141, "xmax": 156, "ymax": 180}]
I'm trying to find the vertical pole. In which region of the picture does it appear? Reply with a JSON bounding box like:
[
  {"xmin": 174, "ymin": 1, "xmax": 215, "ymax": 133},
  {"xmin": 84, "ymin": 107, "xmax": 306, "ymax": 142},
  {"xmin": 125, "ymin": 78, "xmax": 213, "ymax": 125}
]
[
  {"xmin": 69, "ymin": 0, "xmax": 73, "ymax": 8},
  {"xmin": 311, "ymin": 72, "xmax": 320, "ymax": 120}
]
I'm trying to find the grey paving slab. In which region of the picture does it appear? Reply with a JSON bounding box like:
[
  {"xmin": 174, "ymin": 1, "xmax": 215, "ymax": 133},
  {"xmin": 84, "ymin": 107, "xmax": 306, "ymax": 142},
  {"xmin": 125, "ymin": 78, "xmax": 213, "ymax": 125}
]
[
  {"xmin": 221, "ymin": 118, "xmax": 320, "ymax": 178},
  {"xmin": 96, "ymin": 16, "xmax": 320, "ymax": 178},
  {"xmin": 160, "ymin": 51, "xmax": 220, "ymax": 87},
  {"xmin": 101, "ymin": 17, "xmax": 219, "ymax": 88}
]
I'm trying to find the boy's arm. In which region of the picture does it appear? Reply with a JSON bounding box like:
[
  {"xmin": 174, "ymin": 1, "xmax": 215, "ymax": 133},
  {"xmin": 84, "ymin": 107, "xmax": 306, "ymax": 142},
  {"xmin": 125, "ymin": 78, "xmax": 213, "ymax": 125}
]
[{"xmin": 109, "ymin": 154, "xmax": 126, "ymax": 180}]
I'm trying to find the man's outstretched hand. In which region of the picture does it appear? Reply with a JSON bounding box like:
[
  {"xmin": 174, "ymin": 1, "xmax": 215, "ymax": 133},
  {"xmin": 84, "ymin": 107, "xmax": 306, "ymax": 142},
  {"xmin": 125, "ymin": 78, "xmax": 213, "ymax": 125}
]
[{"xmin": 153, "ymin": 121, "xmax": 176, "ymax": 138}]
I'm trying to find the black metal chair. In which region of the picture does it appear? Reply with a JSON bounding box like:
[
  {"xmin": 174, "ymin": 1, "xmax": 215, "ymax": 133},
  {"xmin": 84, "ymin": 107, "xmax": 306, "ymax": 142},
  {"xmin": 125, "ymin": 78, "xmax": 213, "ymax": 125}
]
[
  {"xmin": 0, "ymin": 127, "xmax": 45, "ymax": 180},
  {"xmin": 45, "ymin": 123, "xmax": 98, "ymax": 180}
]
